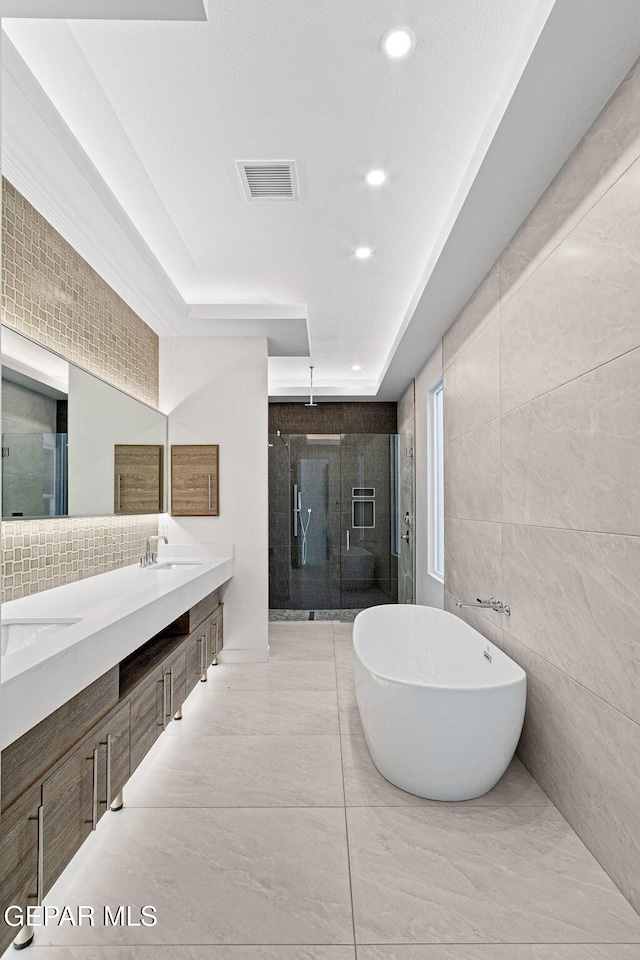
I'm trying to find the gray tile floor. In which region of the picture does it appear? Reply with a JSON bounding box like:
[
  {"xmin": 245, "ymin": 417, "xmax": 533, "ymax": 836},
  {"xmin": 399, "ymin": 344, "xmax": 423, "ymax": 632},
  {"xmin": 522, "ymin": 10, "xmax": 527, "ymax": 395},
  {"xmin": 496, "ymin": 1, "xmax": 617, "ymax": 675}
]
[{"xmin": 13, "ymin": 622, "xmax": 640, "ymax": 958}]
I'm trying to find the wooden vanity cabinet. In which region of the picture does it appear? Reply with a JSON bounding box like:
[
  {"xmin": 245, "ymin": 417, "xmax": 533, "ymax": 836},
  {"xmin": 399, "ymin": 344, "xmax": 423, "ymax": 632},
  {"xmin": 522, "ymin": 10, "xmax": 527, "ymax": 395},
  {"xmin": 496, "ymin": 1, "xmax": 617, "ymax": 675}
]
[
  {"xmin": 104, "ymin": 700, "xmax": 132, "ymax": 805},
  {"xmin": 164, "ymin": 644, "xmax": 187, "ymax": 718},
  {"xmin": 1, "ymin": 668, "xmax": 119, "ymax": 815},
  {"xmin": 41, "ymin": 700, "xmax": 131, "ymax": 895},
  {"xmin": 184, "ymin": 601, "xmax": 224, "ymax": 690},
  {"xmin": 0, "ymin": 785, "xmax": 41, "ymax": 955},
  {"xmin": 0, "ymin": 590, "xmax": 222, "ymax": 950},
  {"xmin": 210, "ymin": 603, "xmax": 224, "ymax": 657},
  {"xmin": 41, "ymin": 734, "xmax": 95, "ymax": 895},
  {"xmin": 171, "ymin": 444, "xmax": 219, "ymax": 516},
  {"xmin": 185, "ymin": 622, "xmax": 209, "ymax": 692},
  {"xmin": 130, "ymin": 667, "xmax": 164, "ymax": 773},
  {"xmin": 129, "ymin": 642, "xmax": 186, "ymax": 772}
]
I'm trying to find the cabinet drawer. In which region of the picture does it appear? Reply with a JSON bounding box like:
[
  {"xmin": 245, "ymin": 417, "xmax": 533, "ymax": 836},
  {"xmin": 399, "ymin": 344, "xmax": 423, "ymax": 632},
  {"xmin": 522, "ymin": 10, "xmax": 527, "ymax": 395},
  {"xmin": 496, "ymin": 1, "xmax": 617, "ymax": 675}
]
[
  {"xmin": 41, "ymin": 737, "xmax": 96, "ymax": 895},
  {"xmin": 188, "ymin": 590, "xmax": 220, "ymax": 631},
  {"xmin": 1, "ymin": 666, "xmax": 119, "ymax": 813},
  {"xmin": 163, "ymin": 645, "xmax": 186, "ymax": 720},
  {"xmin": 0, "ymin": 785, "xmax": 40, "ymax": 955},
  {"xmin": 185, "ymin": 623, "xmax": 209, "ymax": 694},
  {"xmin": 130, "ymin": 669, "xmax": 164, "ymax": 773},
  {"xmin": 210, "ymin": 604, "xmax": 223, "ymax": 656},
  {"xmin": 100, "ymin": 700, "xmax": 130, "ymax": 805}
]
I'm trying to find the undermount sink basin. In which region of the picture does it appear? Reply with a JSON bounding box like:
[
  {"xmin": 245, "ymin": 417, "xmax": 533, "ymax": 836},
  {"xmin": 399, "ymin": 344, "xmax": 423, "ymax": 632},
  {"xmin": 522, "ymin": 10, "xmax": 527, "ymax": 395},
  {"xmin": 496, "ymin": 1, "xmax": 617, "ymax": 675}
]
[
  {"xmin": 151, "ymin": 562, "xmax": 204, "ymax": 571},
  {"xmin": 1, "ymin": 619, "xmax": 81, "ymax": 658}
]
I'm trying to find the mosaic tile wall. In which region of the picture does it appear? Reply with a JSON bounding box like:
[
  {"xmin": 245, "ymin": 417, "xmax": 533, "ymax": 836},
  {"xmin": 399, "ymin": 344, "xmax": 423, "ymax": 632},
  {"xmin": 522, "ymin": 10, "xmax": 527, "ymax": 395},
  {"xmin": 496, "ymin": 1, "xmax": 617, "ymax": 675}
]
[
  {"xmin": 2, "ymin": 180, "xmax": 159, "ymax": 407},
  {"xmin": 269, "ymin": 402, "xmax": 397, "ymax": 435},
  {"xmin": 2, "ymin": 516, "xmax": 159, "ymax": 601},
  {"xmin": 1, "ymin": 180, "xmax": 161, "ymax": 601}
]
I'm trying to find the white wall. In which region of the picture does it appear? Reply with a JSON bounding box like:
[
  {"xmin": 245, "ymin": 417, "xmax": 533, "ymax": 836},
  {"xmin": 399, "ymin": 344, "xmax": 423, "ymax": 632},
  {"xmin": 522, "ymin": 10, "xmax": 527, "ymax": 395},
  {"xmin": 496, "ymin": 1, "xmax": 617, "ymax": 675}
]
[
  {"xmin": 159, "ymin": 337, "xmax": 269, "ymax": 661},
  {"xmin": 414, "ymin": 342, "xmax": 444, "ymax": 609}
]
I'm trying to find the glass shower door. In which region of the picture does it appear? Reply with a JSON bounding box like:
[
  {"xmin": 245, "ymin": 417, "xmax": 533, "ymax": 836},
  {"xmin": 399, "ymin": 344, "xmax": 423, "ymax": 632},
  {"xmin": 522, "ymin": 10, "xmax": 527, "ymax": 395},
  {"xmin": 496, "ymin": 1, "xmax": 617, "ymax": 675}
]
[
  {"xmin": 339, "ymin": 434, "xmax": 399, "ymax": 612},
  {"xmin": 2, "ymin": 432, "xmax": 68, "ymax": 517},
  {"xmin": 268, "ymin": 431, "xmax": 403, "ymax": 616}
]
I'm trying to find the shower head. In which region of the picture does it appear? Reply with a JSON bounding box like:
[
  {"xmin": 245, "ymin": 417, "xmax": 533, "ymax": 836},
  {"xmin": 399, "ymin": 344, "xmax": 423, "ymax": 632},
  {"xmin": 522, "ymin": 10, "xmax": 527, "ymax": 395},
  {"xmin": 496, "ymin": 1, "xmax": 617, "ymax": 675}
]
[{"xmin": 275, "ymin": 430, "xmax": 288, "ymax": 447}]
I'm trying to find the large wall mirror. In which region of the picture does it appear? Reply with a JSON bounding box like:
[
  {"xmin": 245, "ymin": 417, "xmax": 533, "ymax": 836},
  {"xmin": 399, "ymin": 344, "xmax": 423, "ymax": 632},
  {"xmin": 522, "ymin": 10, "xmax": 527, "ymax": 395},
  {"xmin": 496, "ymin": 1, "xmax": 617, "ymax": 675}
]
[{"xmin": 1, "ymin": 327, "xmax": 167, "ymax": 518}]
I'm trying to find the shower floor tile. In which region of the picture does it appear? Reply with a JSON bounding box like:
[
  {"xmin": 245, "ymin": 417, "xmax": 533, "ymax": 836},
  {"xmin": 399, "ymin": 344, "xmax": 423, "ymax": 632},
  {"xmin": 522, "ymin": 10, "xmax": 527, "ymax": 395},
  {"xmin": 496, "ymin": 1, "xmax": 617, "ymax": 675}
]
[{"xmin": 268, "ymin": 608, "xmax": 364, "ymax": 622}]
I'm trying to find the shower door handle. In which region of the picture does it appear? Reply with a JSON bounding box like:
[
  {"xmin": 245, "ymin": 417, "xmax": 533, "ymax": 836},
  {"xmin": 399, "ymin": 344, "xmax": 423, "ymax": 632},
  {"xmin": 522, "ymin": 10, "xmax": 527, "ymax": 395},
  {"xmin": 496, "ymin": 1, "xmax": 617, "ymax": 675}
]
[
  {"xmin": 293, "ymin": 484, "xmax": 298, "ymax": 536},
  {"xmin": 346, "ymin": 530, "xmax": 350, "ymax": 552}
]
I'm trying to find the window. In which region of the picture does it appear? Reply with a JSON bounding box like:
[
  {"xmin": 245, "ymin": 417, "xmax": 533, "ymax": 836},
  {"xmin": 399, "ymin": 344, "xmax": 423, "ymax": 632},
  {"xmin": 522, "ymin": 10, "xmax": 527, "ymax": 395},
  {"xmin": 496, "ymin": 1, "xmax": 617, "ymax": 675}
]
[{"xmin": 428, "ymin": 378, "xmax": 444, "ymax": 582}]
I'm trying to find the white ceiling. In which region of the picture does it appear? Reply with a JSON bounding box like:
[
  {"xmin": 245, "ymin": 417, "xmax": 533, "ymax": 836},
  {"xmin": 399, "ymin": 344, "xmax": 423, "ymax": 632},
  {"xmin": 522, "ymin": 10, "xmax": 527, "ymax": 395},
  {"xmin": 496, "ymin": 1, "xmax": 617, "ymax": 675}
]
[
  {"xmin": 3, "ymin": 0, "xmax": 208, "ymax": 20},
  {"xmin": 3, "ymin": 0, "xmax": 548, "ymax": 397}
]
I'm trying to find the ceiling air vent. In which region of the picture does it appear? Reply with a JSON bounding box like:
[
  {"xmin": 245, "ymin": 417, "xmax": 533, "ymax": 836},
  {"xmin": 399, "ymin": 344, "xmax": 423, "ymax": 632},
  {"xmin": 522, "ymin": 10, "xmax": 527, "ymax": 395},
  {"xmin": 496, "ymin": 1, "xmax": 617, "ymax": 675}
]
[{"xmin": 237, "ymin": 160, "xmax": 299, "ymax": 201}]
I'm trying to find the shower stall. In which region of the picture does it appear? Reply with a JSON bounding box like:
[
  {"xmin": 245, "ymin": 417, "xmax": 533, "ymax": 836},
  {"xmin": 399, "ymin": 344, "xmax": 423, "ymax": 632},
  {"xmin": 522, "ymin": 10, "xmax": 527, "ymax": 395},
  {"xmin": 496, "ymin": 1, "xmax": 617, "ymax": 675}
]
[{"xmin": 269, "ymin": 432, "xmax": 412, "ymax": 616}]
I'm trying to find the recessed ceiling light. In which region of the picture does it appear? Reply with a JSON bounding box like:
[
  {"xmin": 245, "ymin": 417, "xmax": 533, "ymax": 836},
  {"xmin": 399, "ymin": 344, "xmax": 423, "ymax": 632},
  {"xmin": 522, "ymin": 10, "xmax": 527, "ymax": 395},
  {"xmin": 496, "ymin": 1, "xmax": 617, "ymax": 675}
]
[
  {"xmin": 355, "ymin": 247, "xmax": 372, "ymax": 259},
  {"xmin": 365, "ymin": 169, "xmax": 387, "ymax": 186},
  {"xmin": 351, "ymin": 364, "xmax": 362, "ymax": 371},
  {"xmin": 382, "ymin": 27, "xmax": 415, "ymax": 59}
]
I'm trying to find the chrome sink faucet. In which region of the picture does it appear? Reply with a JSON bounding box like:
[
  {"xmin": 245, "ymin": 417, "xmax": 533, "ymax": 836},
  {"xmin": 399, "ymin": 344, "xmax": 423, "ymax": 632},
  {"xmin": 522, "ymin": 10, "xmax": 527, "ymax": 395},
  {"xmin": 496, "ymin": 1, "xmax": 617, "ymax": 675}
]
[
  {"xmin": 140, "ymin": 535, "xmax": 168, "ymax": 567},
  {"xmin": 456, "ymin": 597, "xmax": 510, "ymax": 617}
]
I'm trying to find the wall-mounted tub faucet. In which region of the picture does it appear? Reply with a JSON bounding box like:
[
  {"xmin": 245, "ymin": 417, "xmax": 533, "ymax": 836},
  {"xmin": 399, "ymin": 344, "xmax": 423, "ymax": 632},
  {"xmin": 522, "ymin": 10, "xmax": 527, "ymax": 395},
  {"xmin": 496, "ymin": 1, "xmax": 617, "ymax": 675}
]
[{"xmin": 456, "ymin": 597, "xmax": 510, "ymax": 617}]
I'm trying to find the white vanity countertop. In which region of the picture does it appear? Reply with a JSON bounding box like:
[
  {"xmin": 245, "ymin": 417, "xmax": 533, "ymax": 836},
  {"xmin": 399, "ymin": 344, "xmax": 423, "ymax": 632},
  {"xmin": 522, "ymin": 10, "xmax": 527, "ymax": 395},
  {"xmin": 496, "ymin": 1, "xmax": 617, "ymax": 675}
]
[{"xmin": 0, "ymin": 544, "xmax": 233, "ymax": 750}]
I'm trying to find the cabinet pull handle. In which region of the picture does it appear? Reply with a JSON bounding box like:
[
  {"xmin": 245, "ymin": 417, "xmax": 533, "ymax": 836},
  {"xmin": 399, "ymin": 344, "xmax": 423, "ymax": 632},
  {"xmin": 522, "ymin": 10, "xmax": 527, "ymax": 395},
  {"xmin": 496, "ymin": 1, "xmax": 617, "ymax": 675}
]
[
  {"xmin": 91, "ymin": 748, "xmax": 99, "ymax": 830},
  {"xmin": 37, "ymin": 804, "xmax": 44, "ymax": 905},
  {"xmin": 28, "ymin": 805, "xmax": 45, "ymax": 905},
  {"xmin": 161, "ymin": 674, "xmax": 169, "ymax": 729},
  {"xmin": 117, "ymin": 475, "xmax": 122, "ymax": 511},
  {"xmin": 169, "ymin": 667, "xmax": 174, "ymax": 718},
  {"xmin": 158, "ymin": 678, "xmax": 165, "ymax": 726},
  {"xmin": 207, "ymin": 474, "xmax": 212, "ymax": 511},
  {"xmin": 100, "ymin": 735, "xmax": 112, "ymax": 807}
]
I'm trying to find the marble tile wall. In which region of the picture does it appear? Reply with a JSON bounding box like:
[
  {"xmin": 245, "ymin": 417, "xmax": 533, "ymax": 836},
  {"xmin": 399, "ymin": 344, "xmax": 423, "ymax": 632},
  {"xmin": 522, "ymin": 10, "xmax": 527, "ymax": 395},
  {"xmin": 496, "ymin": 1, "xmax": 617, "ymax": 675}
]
[
  {"xmin": 442, "ymin": 56, "xmax": 640, "ymax": 913},
  {"xmin": 1, "ymin": 182, "xmax": 161, "ymax": 600}
]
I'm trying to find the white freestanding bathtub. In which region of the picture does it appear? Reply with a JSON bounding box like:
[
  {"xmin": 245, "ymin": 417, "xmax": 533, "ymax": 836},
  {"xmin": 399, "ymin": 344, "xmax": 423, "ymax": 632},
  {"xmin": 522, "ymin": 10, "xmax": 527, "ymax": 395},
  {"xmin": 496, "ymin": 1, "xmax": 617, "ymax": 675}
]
[{"xmin": 353, "ymin": 604, "xmax": 526, "ymax": 801}]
